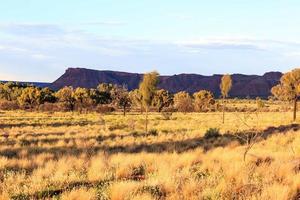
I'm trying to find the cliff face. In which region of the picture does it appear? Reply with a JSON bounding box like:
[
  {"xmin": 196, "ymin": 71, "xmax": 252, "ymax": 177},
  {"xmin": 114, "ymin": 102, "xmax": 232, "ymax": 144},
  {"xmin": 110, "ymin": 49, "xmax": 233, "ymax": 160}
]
[
  {"xmin": 50, "ymin": 68, "xmax": 283, "ymax": 98},
  {"xmin": 51, "ymin": 68, "xmax": 142, "ymax": 90}
]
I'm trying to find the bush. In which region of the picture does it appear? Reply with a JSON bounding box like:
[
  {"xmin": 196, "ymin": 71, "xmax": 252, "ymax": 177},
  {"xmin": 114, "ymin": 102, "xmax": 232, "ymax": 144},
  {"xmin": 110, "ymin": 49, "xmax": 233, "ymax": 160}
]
[
  {"xmin": 256, "ymin": 97, "xmax": 265, "ymax": 109},
  {"xmin": 130, "ymin": 165, "xmax": 146, "ymax": 180},
  {"xmin": 137, "ymin": 185, "xmax": 166, "ymax": 199},
  {"xmin": 161, "ymin": 108, "xmax": 174, "ymax": 120},
  {"xmin": 193, "ymin": 90, "xmax": 215, "ymax": 112},
  {"xmin": 0, "ymin": 100, "xmax": 19, "ymax": 110},
  {"xmin": 38, "ymin": 103, "xmax": 63, "ymax": 112},
  {"xmin": 107, "ymin": 123, "xmax": 127, "ymax": 131},
  {"xmin": 204, "ymin": 128, "xmax": 221, "ymax": 139},
  {"xmin": 148, "ymin": 129, "xmax": 158, "ymax": 136},
  {"xmin": 95, "ymin": 105, "xmax": 115, "ymax": 114}
]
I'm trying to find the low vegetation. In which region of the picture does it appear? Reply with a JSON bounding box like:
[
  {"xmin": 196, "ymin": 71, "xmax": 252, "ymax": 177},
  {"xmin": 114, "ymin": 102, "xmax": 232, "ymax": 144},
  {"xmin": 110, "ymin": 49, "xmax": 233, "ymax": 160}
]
[
  {"xmin": 1, "ymin": 69, "xmax": 300, "ymax": 199},
  {"xmin": 0, "ymin": 69, "xmax": 299, "ymax": 121},
  {"xmin": 0, "ymin": 110, "xmax": 299, "ymax": 199}
]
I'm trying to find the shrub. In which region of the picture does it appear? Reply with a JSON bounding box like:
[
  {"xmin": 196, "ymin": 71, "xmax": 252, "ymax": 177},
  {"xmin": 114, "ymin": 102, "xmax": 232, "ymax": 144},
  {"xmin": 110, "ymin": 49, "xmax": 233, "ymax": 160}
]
[
  {"xmin": 61, "ymin": 102, "xmax": 76, "ymax": 112},
  {"xmin": 193, "ymin": 90, "xmax": 215, "ymax": 112},
  {"xmin": 204, "ymin": 128, "xmax": 221, "ymax": 139},
  {"xmin": 130, "ymin": 165, "xmax": 146, "ymax": 180},
  {"xmin": 148, "ymin": 129, "xmax": 158, "ymax": 136},
  {"xmin": 161, "ymin": 111, "xmax": 173, "ymax": 120},
  {"xmin": 107, "ymin": 123, "xmax": 127, "ymax": 131},
  {"xmin": 130, "ymin": 131, "xmax": 140, "ymax": 137},
  {"xmin": 193, "ymin": 169, "xmax": 210, "ymax": 181},
  {"xmin": 95, "ymin": 105, "xmax": 115, "ymax": 114},
  {"xmin": 256, "ymin": 97, "xmax": 265, "ymax": 109},
  {"xmin": 136, "ymin": 185, "xmax": 166, "ymax": 200},
  {"xmin": 174, "ymin": 91, "xmax": 194, "ymax": 113},
  {"xmin": 38, "ymin": 102, "xmax": 62, "ymax": 112},
  {"xmin": 0, "ymin": 100, "xmax": 19, "ymax": 110}
]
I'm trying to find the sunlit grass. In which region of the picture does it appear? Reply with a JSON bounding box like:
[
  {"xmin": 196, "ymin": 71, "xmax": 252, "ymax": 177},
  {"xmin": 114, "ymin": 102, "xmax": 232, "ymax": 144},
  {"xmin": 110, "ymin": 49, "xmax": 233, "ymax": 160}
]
[{"xmin": 0, "ymin": 108, "xmax": 299, "ymax": 199}]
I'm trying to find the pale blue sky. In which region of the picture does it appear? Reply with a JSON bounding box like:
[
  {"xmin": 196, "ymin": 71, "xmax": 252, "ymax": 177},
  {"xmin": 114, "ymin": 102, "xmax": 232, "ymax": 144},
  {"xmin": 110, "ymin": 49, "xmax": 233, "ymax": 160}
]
[{"xmin": 0, "ymin": 0, "xmax": 300, "ymax": 81}]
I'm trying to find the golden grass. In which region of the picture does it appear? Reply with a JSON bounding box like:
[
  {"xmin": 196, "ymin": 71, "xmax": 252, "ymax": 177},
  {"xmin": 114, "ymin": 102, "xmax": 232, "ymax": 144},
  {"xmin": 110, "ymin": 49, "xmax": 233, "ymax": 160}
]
[
  {"xmin": 0, "ymin": 108, "xmax": 300, "ymax": 199},
  {"xmin": 60, "ymin": 188, "xmax": 97, "ymax": 200}
]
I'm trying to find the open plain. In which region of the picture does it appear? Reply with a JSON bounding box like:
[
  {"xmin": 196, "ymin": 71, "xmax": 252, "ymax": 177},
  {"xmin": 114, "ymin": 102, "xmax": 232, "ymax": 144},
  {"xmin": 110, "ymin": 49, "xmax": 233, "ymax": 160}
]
[{"xmin": 1, "ymin": 100, "xmax": 300, "ymax": 199}]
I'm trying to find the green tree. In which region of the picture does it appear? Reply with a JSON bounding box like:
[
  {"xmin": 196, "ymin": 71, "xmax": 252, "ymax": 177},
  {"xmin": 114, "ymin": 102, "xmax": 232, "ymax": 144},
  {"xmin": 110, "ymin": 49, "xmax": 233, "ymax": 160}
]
[
  {"xmin": 139, "ymin": 71, "xmax": 159, "ymax": 132},
  {"xmin": 271, "ymin": 84, "xmax": 291, "ymax": 101},
  {"xmin": 174, "ymin": 91, "xmax": 193, "ymax": 113},
  {"xmin": 73, "ymin": 87, "xmax": 92, "ymax": 111},
  {"xmin": 0, "ymin": 82, "xmax": 25, "ymax": 101},
  {"xmin": 271, "ymin": 68, "xmax": 300, "ymax": 121},
  {"xmin": 17, "ymin": 87, "xmax": 41, "ymax": 109},
  {"xmin": 95, "ymin": 83, "xmax": 115, "ymax": 104},
  {"xmin": 112, "ymin": 86, "xmax": 132, "ymax": 116},
  {"xmin": 90, "ymin": 89, "xmax": 107, "ymax": 105},
  {"xmin": 0, "ymin": 83, "xmax": 12, "ymax": 101},
  {"xmin": 73, "ymin": 87, "xmax": 89, "ymax": 104},
  {"xmin": 39, "ymin": 87, "xmax": 56, "ymax": 104},
  {"xmin": 193, "ymin": 90, "xmax": 215, "ymax": 112},
  {"xmin": 97, "ymin": 83, "xmax": 114, "ymax": 93},
  {"xmin": 129, "ymin": 89, "xmax": 143, "ymax": 113},
  {"xmin": 220, "ymin": 74, "xmax": 232, "ymax": 123},
  {"xmin": 152, "ymin": 89, "xmax": 173, "ymax": 112},
  {"xmin": 55, "ymin": 86, "xmax": 75, "ymax": 111}
]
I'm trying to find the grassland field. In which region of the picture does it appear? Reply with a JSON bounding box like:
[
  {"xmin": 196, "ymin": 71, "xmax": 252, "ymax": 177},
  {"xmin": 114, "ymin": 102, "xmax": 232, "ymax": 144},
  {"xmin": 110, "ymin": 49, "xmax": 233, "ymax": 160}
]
[{"xmin": 1, "ymin": 100, "xmax": 300, "ymax": 200}]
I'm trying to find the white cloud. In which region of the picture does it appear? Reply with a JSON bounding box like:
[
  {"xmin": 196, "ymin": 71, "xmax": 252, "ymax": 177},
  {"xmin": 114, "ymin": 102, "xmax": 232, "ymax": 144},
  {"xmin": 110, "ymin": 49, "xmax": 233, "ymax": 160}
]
[
  {"xmin": 31, "ymin": 54, "xmax": 52, "ymax": 60},
  {"xmin": 0, "ymin": 44, "xmax": 29, "ymax": 53},
  {"xmin": 176, "ymin": 38, "xmax": 265, "ymax": 51},
  {"xmin": 0, "ymin": 23, "xmax": 299, "ymax": 81}
]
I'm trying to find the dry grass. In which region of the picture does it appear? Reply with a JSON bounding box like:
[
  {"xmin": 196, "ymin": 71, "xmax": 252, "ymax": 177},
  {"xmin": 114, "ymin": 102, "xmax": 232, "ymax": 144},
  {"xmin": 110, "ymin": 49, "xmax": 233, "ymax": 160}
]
[{"xmin": 0, "ymin": 107, "xmax": 300, "ymax": 199}]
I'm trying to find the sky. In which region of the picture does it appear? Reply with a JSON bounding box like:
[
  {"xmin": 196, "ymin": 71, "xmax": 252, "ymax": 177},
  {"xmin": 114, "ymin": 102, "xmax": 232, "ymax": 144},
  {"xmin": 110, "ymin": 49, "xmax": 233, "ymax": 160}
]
[{"xmin": 1, "ymin": 0, "xmax": 300, "ymax": 82}]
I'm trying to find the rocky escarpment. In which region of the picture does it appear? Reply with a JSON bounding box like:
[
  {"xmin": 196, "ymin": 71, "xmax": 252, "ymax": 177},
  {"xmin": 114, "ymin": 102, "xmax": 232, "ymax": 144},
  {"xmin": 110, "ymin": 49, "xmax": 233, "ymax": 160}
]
[{"xmin": 50, "ymin": 67, "xmax": 283, "ymax": 98}]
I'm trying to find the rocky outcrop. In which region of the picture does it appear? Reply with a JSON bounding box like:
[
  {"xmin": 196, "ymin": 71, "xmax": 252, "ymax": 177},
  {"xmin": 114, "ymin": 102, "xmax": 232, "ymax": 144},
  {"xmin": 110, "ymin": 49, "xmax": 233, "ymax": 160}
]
[{"xmin": 50, "ymin": 68, "xmax": 283, "ymax": 98}]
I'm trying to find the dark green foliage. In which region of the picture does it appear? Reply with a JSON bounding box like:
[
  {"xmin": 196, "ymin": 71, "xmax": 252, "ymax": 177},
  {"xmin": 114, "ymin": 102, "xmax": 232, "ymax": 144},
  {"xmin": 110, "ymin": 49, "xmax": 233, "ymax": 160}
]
[
  {"xmin": 96, "ymin": 83, "xmax": 115, "ymax": 104},
  {"xmin": 148, "ymin": 129, "xmax": 158, "ymax": 136},
  {"xmin": 39, "ymin": 87, "xmax": 56, "ymax": 104},
  {"xmin": 204, "ymin": 128, "xmax": 221, "ymax": 139}
]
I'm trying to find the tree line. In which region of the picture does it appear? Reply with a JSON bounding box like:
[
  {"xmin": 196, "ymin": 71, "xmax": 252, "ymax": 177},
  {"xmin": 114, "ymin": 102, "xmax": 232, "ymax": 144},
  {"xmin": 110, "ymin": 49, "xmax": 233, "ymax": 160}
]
[
  {"xmin": 1, "ymin": 68, "xmax": 300, "ymax": 122},
  {"xmin": 0, "ymin": 72, "xmax": 231, "ymax": 116}
]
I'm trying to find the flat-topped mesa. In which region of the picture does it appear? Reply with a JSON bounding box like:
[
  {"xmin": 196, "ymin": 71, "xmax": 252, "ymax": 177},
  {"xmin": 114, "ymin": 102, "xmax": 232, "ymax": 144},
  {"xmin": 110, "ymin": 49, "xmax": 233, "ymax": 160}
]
[
  {"xmin": 50, "ymin": 67, "xmax": 283, "ymax": 98},
  {"xmin": 51, "ymin": 67, "xmax": 143, "ymax": 90}
]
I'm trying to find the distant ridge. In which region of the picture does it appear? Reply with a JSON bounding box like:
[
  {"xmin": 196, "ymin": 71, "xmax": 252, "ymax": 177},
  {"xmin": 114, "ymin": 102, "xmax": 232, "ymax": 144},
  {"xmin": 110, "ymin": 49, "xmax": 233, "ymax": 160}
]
[
  {"xmin": 0, "ymin": 80, "xmax": 50, "ymax": 88},
  {"xmin": 50, "ymin": 67, "xmax": 283, "ymax": 98}
]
